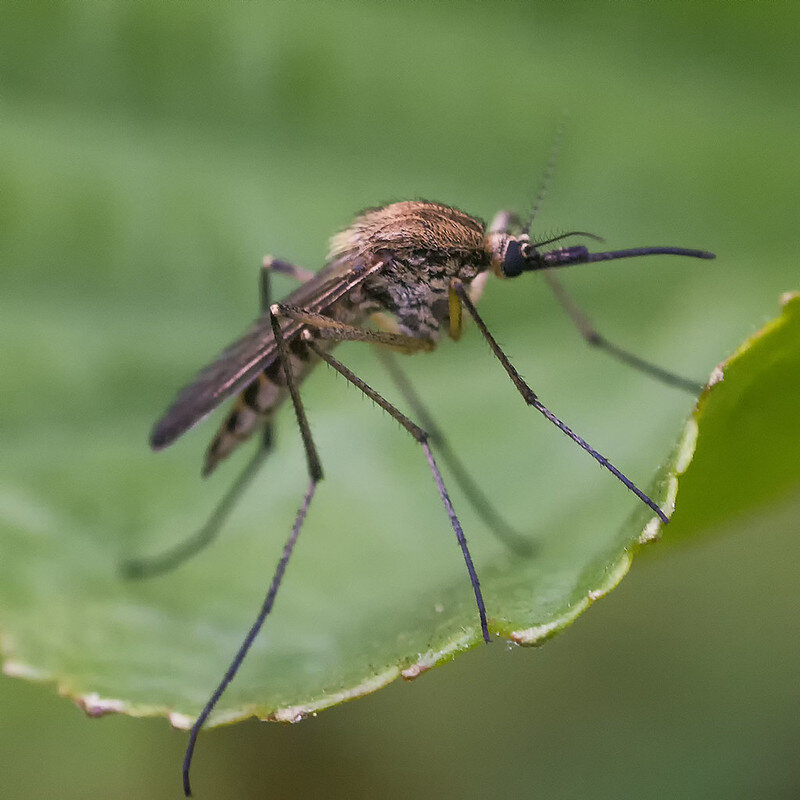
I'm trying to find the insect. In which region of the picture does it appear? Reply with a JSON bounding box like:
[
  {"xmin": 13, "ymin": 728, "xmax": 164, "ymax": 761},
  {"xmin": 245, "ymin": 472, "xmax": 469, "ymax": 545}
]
[{"xmin": 127, "ymin": 196, "xmax": 714, "ymax": 796}]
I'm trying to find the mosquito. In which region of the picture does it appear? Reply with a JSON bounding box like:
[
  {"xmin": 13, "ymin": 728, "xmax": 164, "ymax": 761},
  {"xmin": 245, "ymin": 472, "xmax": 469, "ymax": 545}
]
[{"xmin": 126, "ymin": 193, "xmax": 714, "ymax": 795}]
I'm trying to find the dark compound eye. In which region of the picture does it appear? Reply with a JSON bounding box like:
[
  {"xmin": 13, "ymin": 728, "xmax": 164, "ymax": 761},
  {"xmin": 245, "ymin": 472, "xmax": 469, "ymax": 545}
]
[{"xmin": 502, "ymin": 239, "xmax": 527, "ymax": 277}]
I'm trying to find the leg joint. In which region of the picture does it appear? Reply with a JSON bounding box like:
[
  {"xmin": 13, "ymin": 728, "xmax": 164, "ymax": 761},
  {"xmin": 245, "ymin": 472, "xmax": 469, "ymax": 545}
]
[
  {"xmin": 413, "ymin": 428, "xmax": 429, "ymax": 445},
  {"xmin": 586, "ymin": 332, "xmax": 603, "ymax": 346}
]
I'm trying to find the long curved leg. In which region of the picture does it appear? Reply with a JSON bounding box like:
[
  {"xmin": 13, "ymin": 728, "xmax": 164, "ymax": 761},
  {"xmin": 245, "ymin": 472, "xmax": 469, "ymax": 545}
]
[
  {"xmin": 490, "ymin": 211, "xmax": 702, "ymax": 393},
  {"xmin": 542, "ymin": 271, "xmax": 703, "ymax": 393},
  {"xmin": 450, "ymin": 279, "xmax": 669, "ymax": 524},
  {"xmin": 273, "ymin": 304, "xmax": 434, "ymax": 353},
  {"xmin": 302, "ymin": 333, "xmax": 491, "ymax": 646},
  {"xmin": 122, "ymin": 426, "xmax": 274, "ymax": 579},
  {"xmin": 375, "ymin": 348, "xmax": 532, "ymax": 556},
  {"xmin": 182, "ymin": 310, "xmax": 323, "ymax": 797},
  {"xmin": 260, "ymin": 255, "xmax": 315, "ymax": 310},
  {"xmin": 125, "ymin": 258, "xmax": 315, "ymax": 579}
]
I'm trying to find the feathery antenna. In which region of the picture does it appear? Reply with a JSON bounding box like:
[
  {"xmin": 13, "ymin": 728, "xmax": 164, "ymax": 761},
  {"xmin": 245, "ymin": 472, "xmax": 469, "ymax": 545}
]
[{"xmin": 524, "ymin": 115, "xmax": 568, "ymax": 235}]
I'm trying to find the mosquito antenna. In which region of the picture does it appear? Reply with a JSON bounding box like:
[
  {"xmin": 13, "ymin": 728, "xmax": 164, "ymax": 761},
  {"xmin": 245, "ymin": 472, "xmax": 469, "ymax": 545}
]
[
  {"xmin": 533, "ymin": 230, "xmax": 604, "ymax": 248},
  {"xmin": 524, "ymin": 115, "xmax": 568, "ymax": 235}
]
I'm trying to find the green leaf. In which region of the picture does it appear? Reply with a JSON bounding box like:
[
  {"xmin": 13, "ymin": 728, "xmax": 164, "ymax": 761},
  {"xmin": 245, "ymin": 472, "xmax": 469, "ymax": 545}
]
[
  {"xmin": 665, "ymin": 292, "xmax": 800, "ymax": 538},
  {"xmin": 1, "ymin": 4, "xmax": 798, "ymax": 746},
  {"xmin": 2, "ymin": 283, "xmax": 797, "ymax": 727}
]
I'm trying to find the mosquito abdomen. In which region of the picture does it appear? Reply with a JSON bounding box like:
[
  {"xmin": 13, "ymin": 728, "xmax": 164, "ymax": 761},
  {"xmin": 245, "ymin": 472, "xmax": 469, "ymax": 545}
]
[
  {"xmin": 203, "ymin": 375, "xmax": 276, "ymax": 475},
  {"xmin": 203, "ymin": 337, "xmax": 321, "ymax": 475}
]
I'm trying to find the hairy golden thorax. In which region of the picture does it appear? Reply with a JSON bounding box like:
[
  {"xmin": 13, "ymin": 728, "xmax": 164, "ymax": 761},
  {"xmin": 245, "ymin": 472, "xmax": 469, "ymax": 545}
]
[
  {"xmin": 326, "ymin": 201, "xmax": 493, "ymax": 340},
  {"xmin": 328, "ymin": 200, "xmax": 488, "ymax": 263}
]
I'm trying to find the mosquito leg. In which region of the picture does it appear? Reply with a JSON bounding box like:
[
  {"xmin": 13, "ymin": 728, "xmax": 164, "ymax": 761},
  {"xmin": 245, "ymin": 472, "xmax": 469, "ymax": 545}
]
[
  {"xmin": 542, "ymin": 271, "xmax": 703, "ymax": 394},
  {"xmin": 282, "ymin": 306, "xmax": 529, "ymax": 550},
  {"xmin": 274, "ymin": 304, "xmax": 435, "ymax": 353},
  {"xmin": 182, "ymin": 311, "xmax": 323, "ymax": 798},
  {"xmin": 132, "ymin": 259, "xmax": 318, "ymax": 581},
  {"xmin": 260, "ymin": 256, "xmax": 315, "ymax": 312},
  {"xmin": 122, "ymin": 425, "xmax": 274, "ymax": 580},
  {"xmin": 375, "ymin": 348, "xmax": 533, "ymax": 556},
  {"xmin": 303, "ymin": 333, "xmax": 491, "ymax": 645},
  {"xmin": 451, "ymin": 279, "xmax": 669, "ymax": 524}
]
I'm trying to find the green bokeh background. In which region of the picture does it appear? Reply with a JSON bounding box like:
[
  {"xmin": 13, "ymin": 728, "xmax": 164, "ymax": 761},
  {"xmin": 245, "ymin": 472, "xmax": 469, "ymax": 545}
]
[{"xmin": 1, "ymin": 3, "xmax": 798, "ymax": 799}]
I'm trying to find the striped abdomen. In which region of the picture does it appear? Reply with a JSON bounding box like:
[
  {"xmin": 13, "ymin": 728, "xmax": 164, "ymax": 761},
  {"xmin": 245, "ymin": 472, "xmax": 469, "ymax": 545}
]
[{"xmin": 203, "ymin": 335, "xmax": 321, "ymax": 476}]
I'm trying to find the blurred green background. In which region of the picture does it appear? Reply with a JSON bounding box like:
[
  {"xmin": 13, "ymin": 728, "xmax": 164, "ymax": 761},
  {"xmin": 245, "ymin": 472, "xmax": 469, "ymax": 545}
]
[{"xmin": 1, "ymin": 2, "xmax": 798, "ymax": 799}]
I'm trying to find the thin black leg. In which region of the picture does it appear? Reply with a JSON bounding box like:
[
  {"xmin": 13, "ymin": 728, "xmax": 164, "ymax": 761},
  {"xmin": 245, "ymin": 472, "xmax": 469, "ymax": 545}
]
[
  {"xmin": 542, "ymin": 271, "xmax": 703, "ymax": 393},
  {"xmin": 451, "ymin": 279, "xmax": 669, "ymax": 524},
  {"xmin": 182, "ymin": 311, "xmax": 323, "ymax": 797},
  {"xmin": 304, "ymin": 335, "xmax": 491, "ymax": 645},
  {"xmin": 375, "ymin": 348, "xmax": 532, "ymax": 556},
  {"xmin": 122, "ymin": 426, "xmax": 274, "ymax": 579},
  {"xmin": 182, "ymin": 478, "xmax": 317, "ymax": 797}
]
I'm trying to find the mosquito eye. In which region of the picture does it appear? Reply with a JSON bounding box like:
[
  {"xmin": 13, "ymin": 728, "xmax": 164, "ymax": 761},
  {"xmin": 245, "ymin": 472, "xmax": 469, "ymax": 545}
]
[{"xmin": 502, "ymin": 239, "xmax": 526, "ymax": 277}]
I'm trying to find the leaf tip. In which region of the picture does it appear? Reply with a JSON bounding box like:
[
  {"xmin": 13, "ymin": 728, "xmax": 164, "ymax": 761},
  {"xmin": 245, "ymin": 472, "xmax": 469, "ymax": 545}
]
[
  {"xmin": 780, "ymin": 290, "xmax": 799, "ymax": 308},
  {"xmin": 638, "ymin": 516, "xmax": 663, "ymax": 544},
  {"xmin": 707, "ymin": 364, "xmax": 725, "ymax": 388},
  {"xmin": 169, "ymin": 712, "xmax": 195, "ymax": 731},
  {"xmin": 400, "ymin": 663, "xmax": 430, "ymax": 681},
  {"xmin": 2, "ymin": 658, "xmax": 46, "ymax": 680},
  {"xmin": 510, "ymin": 600, "xmax": 589, "ymax": 646},
  {"xmin": 400, "ymin": 630, "xmax": 477, "ymax": 681},
  {"xmin": 72, "ymin": 692, "xmax": 128, "ymax": 718}
]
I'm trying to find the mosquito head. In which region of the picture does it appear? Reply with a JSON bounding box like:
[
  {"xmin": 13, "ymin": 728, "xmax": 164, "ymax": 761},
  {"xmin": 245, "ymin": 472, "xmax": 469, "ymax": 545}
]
[
  {"xmin": 491, "ymin": 231, "xmax": 599, "ymax": 278},
  {"xmin": 500, "ymin": 237, "xmax": 533, "ymax": 277},
  {"xmin": 495, "ymin": 233, "xmax": 715, "ymax": 278}
]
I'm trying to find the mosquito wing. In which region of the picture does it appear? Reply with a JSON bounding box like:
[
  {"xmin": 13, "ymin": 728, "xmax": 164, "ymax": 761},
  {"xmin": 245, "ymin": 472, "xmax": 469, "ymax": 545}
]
[
  {"xmin": 150, "ymin": 258, "xmax": 382, "ymax": 451},
  {"xmin": 150, "ymin": 315, "xmax": 282, "ymax": 450}
]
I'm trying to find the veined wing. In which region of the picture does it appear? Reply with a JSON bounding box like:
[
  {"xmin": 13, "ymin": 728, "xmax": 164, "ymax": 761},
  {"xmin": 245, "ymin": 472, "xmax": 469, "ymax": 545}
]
[{"xmin": 150, "ymin": 258, "xmax": 383, "ymax": 450}]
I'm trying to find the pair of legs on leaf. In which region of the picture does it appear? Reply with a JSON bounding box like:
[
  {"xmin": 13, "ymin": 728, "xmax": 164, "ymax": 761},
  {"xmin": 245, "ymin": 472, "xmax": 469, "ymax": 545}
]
[{"xmin": 175, "ymin": 259, "xmax": 488, "ymax": 796}]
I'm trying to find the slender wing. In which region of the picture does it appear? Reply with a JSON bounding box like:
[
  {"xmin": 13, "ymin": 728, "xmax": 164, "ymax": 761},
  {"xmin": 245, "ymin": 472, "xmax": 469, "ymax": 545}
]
[
  {"xmin": 150, "ymin": 315, "xmax": 283, "ymax": 450},
  {"xmin": 150, "ymin": 258, "xmax": 383, "ymax": 450}
]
